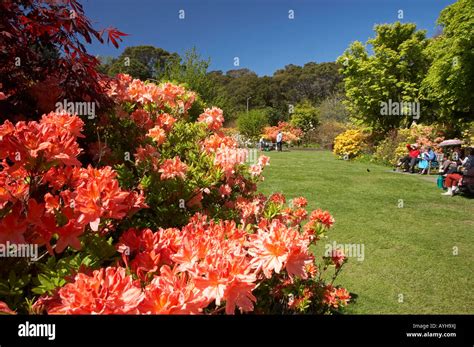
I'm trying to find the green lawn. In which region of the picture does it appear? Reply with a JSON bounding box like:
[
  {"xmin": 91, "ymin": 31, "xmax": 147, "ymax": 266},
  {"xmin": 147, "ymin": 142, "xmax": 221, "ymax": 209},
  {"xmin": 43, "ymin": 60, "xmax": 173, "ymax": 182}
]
[{"xmin": 258, "ymin": 150, "xmax": 474, "ymax": 314}]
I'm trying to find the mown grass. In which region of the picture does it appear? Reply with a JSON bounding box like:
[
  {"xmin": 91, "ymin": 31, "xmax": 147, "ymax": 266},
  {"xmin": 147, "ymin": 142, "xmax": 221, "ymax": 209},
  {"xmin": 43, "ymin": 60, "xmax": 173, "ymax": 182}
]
[{"xmin": 258, "ymin": 150, "xmax": 474, "ymax": 314}]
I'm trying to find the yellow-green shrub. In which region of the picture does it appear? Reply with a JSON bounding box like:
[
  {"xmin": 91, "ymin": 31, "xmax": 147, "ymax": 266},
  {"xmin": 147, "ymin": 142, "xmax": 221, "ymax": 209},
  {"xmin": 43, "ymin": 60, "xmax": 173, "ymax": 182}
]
[{"xmin": 333, "ymin": 128, "xmax": 367, "ymax": 159}]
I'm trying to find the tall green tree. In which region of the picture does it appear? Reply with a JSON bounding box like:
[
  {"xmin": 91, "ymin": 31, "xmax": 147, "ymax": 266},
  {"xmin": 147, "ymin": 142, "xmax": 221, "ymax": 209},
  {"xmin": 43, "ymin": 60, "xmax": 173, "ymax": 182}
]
[
  {"xmin": 421, "ymin": 0, "xmax": 474, "ymax": 128},
  {"xmin": 106, "ymin": 45, "xmax": 178, "ymax": 80},
  {"xmin": 164, "ymin": 47, "xmax": 231, "ymax": 117},
  {"xmin": 338, "ymin": 22, "xmax": 430, "ymax": 131}
]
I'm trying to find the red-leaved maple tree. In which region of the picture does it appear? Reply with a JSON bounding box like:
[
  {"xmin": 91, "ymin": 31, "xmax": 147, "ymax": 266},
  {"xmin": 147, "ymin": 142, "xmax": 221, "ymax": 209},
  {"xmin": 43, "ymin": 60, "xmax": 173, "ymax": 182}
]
[{"xmin": 0, "ymin": 0, "xmax": 127, "ymax": 120}]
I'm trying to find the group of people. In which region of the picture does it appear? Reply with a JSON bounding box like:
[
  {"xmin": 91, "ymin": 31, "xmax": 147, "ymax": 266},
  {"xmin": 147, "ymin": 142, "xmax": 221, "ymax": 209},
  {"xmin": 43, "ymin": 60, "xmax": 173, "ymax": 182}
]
[
  {"xmin": 396, "ymin": 143, "xmax": 436, "ymax": 174},
  {"xmin": 439, "ymin": 147, "xmax": 474, "ymax": 196},
  {"xmin": 396, "ymin": 143, "xmax": 474, "ymax": 196}
]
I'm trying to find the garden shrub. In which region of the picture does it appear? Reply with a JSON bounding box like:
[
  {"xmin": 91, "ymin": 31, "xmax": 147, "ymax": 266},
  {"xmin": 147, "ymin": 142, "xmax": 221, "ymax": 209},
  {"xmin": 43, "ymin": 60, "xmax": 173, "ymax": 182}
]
[
  {"xmin": 312, "ymin": 120, "xmax": 347, "ymax": 149},
  {"xmin": 289, "ymin": 100, "xmax": 320, "ymax": 134},
  {"xmin": 0, "ymin": 74, "xmax": 350, "ymax": 315},
  {"xmin": 237, "ymin": 109, "xmax": 269, "ymax": 142},
  {"xmin": 333, "ymin": 128, "xmax": 367, "ymax": 159}
]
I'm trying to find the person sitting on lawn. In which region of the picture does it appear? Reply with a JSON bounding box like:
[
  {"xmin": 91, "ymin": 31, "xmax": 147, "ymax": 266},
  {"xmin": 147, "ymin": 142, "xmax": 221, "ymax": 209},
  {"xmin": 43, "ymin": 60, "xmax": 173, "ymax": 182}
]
[{"xmin": 396, "ymin": 143, "xmax": 420, "ymax": 173}]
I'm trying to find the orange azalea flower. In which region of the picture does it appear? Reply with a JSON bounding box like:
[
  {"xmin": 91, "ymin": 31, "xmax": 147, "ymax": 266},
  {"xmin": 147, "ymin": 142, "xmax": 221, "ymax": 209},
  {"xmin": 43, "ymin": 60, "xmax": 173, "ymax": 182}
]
[
  {"xmin": 40, "ymin": 112, "xmax": 85, "ymax": 138},
  {"xmin": 0, "ymin": 114, "xmax": 83, "ymax": 169},
  {"xmin": 224, "ymin": 280, "xmax": 257, "ymax": 315},
  {"xmin": 147, "ymin": 126, "xmax": 166, "ymax": 145},
  {"xmin": 330, "ymin": 248, "xmax": 346, "ymax": 268},
  {"xmin": 198, "ymin": 107, "xmax": 224, "ymax": 131},
  {"xmin": 0, "ymin": 206, "xmax": 28, "ymax": 244},
  {"xmin": 269, "ymin": 192, "xmax": 286, "ymax": 205},
  {"xmin": 134, "ymin": 144, "xmax": 160, "ymax": 171},
  {"xmin": 74, "ymin": 166, "xmax": 141, "ymax": 234},
  {"xmin": 292, "ymin": 197, "xmax": 308, "ymax": 208},
  {"xmin": 158, "ymin": 157, "xmax": 187, "ymax": 180},
  {"xmin": 286, "ymin": 248, "xmax": 314, "ymax": 279},
  {"xmin": 248, "ymin": 221, "xmax": 289, "ymax": 278},
  {"xmin": 155, "ymin": 113, "xmax": 176, "ymax": 132},
  {"xmin": 248, "ymin": 219, "xmax": 312, "ymax": 279},
  {"xmin": 47, "ymin": 267, "xmax": 143, "ymax": 314},
  {"xmin": 139, "ymin": 266, "xmax": 209, "ymax": 314},
  {"xmin": 193, "ymin": 269, "xmax": 228, "ymax": 306},
  {"xmin": 0, "ymin": 301, "xmax": 15, "ymax": 315},
  {"xmin": 258, "ymin": 155, "xmax": 270, "ymax": 167},
  {"xmin": 218, "ymin": 184, "xmax": 232, "ymax": 198},
  {"xmin": 249, "ymin": 164, "xmax": 263, "ymax": 177},
  {"xmin": 323, "ymin": 285, "xmax": 351, "ymax": 309},
  {"xmin": 131, "ymin": 109, "xmax": 153, "ymax": 130},
  {"xmin": 309, "ymin": 209, "xmax": 335, "ymax": 228},
  {"xmin": 335, "ymin": 287, "xmax": 351, "ymax": 306}
]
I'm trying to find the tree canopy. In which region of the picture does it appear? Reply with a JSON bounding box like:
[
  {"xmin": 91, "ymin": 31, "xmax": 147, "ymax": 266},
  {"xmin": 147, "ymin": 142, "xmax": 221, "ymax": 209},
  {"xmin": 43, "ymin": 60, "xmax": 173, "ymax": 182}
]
[
  {"xmin": 421, "ymin": 0, "xmax": 474, "ymax": 126},
  {"xmin": 337, "ymin": 22, "xmax": 430, "ymax": 131}
]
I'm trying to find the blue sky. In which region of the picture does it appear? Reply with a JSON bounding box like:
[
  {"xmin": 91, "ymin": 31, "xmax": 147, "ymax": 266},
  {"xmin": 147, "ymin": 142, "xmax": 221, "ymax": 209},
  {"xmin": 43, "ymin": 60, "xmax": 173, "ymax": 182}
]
[{"xmin": 82, "ymin": 0, "xmax": 455, "ymax": 76}]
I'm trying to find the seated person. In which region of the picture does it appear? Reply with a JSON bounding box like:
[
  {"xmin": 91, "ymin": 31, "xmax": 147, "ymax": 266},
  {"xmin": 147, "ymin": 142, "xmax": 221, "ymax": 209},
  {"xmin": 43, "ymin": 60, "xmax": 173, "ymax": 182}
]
[
  {"xmin": 458, "ymin": 148, "xmax": 474, "ymax": 187},
  {"xmin": 397, "ymin": 143, "xmax": 420, "ymax": 173},
  {"xmin": 461, "ymin": 148, "xmax": 474, "ymax": 169},
  {"xmin": 441, "ymin": 154, "xmax": 463, "ymax": 196},
  {"xmin": 418, "ymin": 146, "xmax": 437, "ymax": 174}
]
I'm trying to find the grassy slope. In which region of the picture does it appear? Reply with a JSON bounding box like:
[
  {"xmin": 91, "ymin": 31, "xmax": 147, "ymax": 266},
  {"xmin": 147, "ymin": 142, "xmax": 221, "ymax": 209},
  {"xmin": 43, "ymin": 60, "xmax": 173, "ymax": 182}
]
[{"xmin": 258, "ymin": 150, "xmax": 474, "ymax": 314}]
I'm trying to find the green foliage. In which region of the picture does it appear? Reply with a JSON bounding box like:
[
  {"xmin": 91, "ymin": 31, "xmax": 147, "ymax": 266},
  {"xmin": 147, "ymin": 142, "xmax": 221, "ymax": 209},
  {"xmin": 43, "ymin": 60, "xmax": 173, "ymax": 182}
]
[
  {"xmin": 164, "ymin": 47, "xmax": 231, "ymax": 116},
  {"xmin": 290, "ymin": 100, "xmax": 320, "ymax": 133},
  {"xmin": 421, "ymin": 0, "xmax": 474, "ymax": 127},
  {"xmin": 104, "ymin": 45, "xmax": 179, "ymax": 80},
  {"xmin": 0, "ymin": 265, "xmax": 31, "ymax": 311},
  {"xmin": 318, "ymin": 93, "xmax": 349, "ymax": 123},
  {"xmin": 32, "ymin": 234, "xmax": 117, "ymax": 296},
  {"xmin": 338, "ymin": 22, "xmax": 430, "ymax": 131},
  {"xmin": 311, "ymin": 120, "xmax": 348, "ymax": 149},
  {"xmin": 237, "ymin": 109, "xmax": 269, "ymax": 141}
]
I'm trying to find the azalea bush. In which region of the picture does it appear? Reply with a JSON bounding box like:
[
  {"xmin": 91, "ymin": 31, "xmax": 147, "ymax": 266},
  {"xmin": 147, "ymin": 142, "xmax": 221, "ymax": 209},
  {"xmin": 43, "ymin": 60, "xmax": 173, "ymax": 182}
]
[
  {"xmin": 0, "ymin": 75, "xmax": 350, "ymax": 315},
  {"xmin": 333, "ymin": 128, "xmax": 368, "ymax": 159},
  {"xmin": 263, "ymin": 121, "xmax": 303, "ymax": 144}
]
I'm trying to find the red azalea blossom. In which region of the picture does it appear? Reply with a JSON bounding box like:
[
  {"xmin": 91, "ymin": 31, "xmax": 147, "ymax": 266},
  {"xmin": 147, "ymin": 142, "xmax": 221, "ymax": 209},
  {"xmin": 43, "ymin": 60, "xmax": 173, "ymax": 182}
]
[
  {"xmin": 147, "ymin": 126, "xmax": 167, "ymax": 145},
  {"xmin": 0, "ymin": 301, "xmax": 16, "ymax": 315},
  {"xmin": 309, "ymin": 209, "xmax": 335, "ymax": 228},
  {"xmin": 158, "ymin": 157, "xmax": 188, "ymax": 180},
  {"xmin": 292, "ymin": 197, "xmax": 308, "ymax": 208},
  {"xmin": 198, "ymin": 107, "xmax": 224, "ymax": 131},
  {"xmin": 46, "ymin": 267, "xmax": 143, "ymax": 314},
  {"xmin": 269, "ymin": 192, "xmax": 286, "ymax": 205},
  {"xmin": 330, "ymin": 248, "xmax": 346, "ymax": 268}
]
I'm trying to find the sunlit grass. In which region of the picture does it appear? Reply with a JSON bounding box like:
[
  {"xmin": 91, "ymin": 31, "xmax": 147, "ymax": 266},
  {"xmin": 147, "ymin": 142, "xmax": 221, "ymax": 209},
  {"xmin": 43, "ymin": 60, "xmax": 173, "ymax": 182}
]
[{"xmin": 258, "ymin": 150, "xmax": 474, "ymax": 314}]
